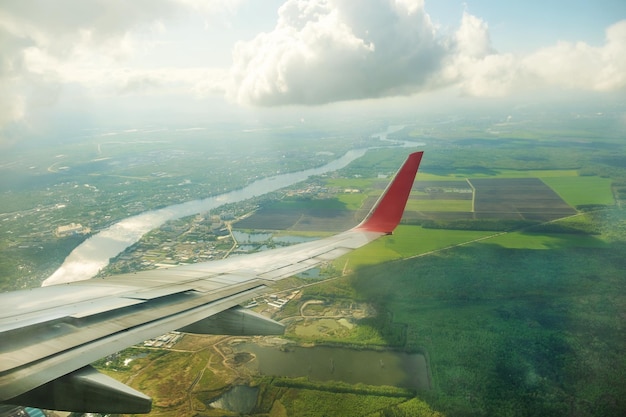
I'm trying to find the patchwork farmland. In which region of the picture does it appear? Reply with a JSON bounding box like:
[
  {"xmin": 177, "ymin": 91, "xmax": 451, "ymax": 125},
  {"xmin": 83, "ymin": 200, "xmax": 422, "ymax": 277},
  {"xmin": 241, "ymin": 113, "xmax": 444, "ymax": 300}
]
[
  {"xmin": 403, "ymin": 177, "xmax": 576, "ymax": 222},
  {"xmin": 235, "ymin": 177, "xmax": 578, "ymax": 232}
]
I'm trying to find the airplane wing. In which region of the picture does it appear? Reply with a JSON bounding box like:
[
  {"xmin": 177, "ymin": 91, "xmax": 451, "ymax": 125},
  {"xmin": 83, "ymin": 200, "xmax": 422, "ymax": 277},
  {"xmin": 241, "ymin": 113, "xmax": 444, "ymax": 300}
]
[{"xmin": 0, "ymin": 151, "xmax": 423, "ymax": 414}]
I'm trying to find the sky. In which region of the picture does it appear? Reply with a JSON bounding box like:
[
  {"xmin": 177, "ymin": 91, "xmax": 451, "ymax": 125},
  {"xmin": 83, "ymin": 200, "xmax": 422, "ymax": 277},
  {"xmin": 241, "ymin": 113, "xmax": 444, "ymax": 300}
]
[{"xmin": 1, "ymin": 0, "xmax": 625, "ymax": 147}]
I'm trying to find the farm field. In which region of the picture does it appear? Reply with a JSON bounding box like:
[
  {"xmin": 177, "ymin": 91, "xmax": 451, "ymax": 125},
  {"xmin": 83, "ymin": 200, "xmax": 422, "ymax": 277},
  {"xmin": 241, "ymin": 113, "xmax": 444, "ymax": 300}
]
[
  {"xmin": 405, "ymin": 199, "xmax": 473, "ymax": 212},
  {"xmin": 335, "ymin": 226, "xmax": 495, "ymax": 269},
  {"xmin": 236, "ymin": 171, "xmax": 606, "ymax": 232},
  {"xmin": 469, "ymin": 177, "xmax": 576, "ymax": 221},
  {"xmin": 230, "ymin": 127, "xmax": 622, "ymax": 231},
  {"xmin": 234, "ymin": 197, "xmax": 360, "ymax": 232},
  {"xmin": 541, "ymin": 176, "xmax": 614, "ymax": 207}
]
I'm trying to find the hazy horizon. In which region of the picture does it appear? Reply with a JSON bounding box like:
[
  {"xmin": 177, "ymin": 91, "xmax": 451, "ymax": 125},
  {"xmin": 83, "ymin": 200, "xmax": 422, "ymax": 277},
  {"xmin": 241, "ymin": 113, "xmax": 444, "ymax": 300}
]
[{"xmin": 1, "ymin": 0, "xmax": 625, "ymax": 149}]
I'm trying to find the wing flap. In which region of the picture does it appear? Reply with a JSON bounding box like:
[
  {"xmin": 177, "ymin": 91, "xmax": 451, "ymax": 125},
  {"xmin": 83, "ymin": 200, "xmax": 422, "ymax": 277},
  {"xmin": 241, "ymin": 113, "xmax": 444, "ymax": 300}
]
[
  {"xmin": 0, "ymin": 279, "xmax": 266, "ymax": 387},
  {"xmin": 313, "ymin": 247, "xmax": 353, "ymax": 261},
  {"xmin": 1, "ymin": 284, "xmax": 265, "ymax": 400},
  {"xmin": 122, "ymin": 286, "xmax": 195, "ymax": 301},
  {"xmin": 7, "ymin": 365, "xmax": 152, "ymax": 414},
  {"xmin": 69, "ymin": 298, "xmax": 146, "ymax": 319},
  {"xmin": 179, "ymin": 306, "xmax": 285, "ymax": 336}
]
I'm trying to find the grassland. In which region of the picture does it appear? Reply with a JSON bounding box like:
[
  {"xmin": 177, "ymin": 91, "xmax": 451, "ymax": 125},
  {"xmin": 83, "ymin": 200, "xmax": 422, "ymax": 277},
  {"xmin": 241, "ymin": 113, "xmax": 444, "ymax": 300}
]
[
  {"xmin": 488, "ymin": 228, "xmax": 608, "ymax": 249},
  {"xmin": 541, "ymin": 176, "xmax": 614, "ymax": 207},
  {"xmin": 405, "ymin": 199, "xmax": 473, "ymax": 212},
  {"xmin": 336, "ymin": 226, "xmax": 495, "ymax": 269},
  {"xmin": 336, "ymin": 192, "xmax": 371, "ymax": 210}
]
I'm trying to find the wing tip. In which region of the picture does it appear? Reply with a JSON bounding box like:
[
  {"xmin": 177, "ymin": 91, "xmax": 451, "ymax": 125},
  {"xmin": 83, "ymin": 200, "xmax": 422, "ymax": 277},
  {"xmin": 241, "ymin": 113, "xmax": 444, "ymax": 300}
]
[{"xmin": 355, "ymin": 151, "xmax": 423, "ymax": 234}]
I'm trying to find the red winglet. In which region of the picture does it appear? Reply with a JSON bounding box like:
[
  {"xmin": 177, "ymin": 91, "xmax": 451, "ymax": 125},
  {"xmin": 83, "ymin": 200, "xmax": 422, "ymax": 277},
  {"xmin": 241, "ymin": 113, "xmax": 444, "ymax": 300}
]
[{"xmin": 355, "ymin": 151, "xmax": 423, "ymax": 234}]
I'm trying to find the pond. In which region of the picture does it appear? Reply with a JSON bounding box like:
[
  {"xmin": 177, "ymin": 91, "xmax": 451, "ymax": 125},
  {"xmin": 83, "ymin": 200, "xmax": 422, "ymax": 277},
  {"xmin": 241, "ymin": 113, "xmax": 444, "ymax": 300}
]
[
  {"xmin": 209, "ymin": 385, "xmax": 259, "ymax": 413},
  {"xmin": 233, "ymin": 342, "xmax": 429, "ymax": 390},
  {"xmin": 231, "ymin": 231, "xmax": 272, "ymax": 243}
]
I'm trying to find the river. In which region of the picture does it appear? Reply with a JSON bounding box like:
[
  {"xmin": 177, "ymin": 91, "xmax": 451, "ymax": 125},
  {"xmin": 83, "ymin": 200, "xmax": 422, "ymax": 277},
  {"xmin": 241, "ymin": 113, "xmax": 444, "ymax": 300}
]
[{"xmin": 43, "ymin": 127, "xmax": 419, "ymax": 286}]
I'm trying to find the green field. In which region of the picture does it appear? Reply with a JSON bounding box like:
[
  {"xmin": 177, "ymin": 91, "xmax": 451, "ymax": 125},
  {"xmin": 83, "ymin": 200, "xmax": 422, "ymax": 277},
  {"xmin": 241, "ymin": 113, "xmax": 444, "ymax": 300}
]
[
  {"xmin": 478, "ymin": 169, "xmax": 579, "ymax": 178},
  {"xmin": 488, "ymin": 229, "xmax": 608, "ymax": 249},
  {"xmin": 415, "ymin": 173, "xmax": 466, "ymax": 181},
  {"xmin": 541, "ymin": 176, "xmax": 614, "ymax": 207},
  {"xmin": 336, "ymin": 226, "xmax": 495, "ymax": 269},
  {"xmin": 336, "ymin": 192, "xmax": 371, "ymax": 210},
  {"xmin": 405, "ymin": 199, "xmax": 472, "ymax": 212}
]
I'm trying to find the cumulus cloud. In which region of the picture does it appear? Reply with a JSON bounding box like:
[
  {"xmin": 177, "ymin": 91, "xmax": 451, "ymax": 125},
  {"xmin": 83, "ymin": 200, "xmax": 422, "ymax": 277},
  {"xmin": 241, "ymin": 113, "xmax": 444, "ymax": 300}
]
[
  {"xmin": 523, "ymin": 20, "xmax": 626, "ymax": 92},
  {"xmin": 229, "ymin": 0, "xmax": 446, "ymax": 105},
  {"xmin": 0, "ymin": 0, "xmax": 166, "ymax": 140},
  {"xmin": 441, "ymin": 14, "xmax": 626, "ymax": 98},
  {"xmin": 230, "ymin": 2, "xmax": 626, "ymax": 105},
  {"xmin": 440, "ymin": 12, "xmax": 523, "ymax": 97}
]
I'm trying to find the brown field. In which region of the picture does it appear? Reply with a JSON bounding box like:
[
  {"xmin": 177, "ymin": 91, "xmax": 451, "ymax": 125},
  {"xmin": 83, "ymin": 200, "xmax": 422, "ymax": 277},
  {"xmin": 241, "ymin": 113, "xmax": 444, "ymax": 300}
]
[{"xmin": 469, "ymin": 178, "xmax": 576, "ymax": 221}]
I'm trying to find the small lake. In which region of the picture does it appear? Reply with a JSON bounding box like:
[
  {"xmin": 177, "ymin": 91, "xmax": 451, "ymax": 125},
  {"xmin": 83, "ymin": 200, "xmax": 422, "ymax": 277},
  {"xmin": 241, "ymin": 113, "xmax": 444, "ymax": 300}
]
[
  {"xmin": 209, "ymin": 385, "xmax": 258, "ymax": 413},
  {"xmin": 231, "ymin": 231, "xmax": 272, "ymax": 243},
  {"xmin": 234, "ymin": 342, "xmax": 429, "ymax": 390}
]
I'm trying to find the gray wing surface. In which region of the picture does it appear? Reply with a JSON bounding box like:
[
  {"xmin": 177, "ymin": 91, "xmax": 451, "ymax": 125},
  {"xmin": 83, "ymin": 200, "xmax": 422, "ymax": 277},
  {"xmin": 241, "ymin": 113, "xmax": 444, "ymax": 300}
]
[{"xmin": 0, "ymin": 151, "xmax": 423, "ymax": 413}]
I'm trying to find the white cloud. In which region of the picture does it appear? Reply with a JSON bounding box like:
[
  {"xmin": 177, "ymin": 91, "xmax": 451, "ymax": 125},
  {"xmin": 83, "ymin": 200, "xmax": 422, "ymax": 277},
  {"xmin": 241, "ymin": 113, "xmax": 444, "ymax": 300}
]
[
  {"xmin": 439, "ymin": 12, "xmax": 522, "ymax": 97},
  {"xmin": 0, "ymin": 0, "xmax": 238, "ymax": 145},
  {"xmin": 229, "ymin": 0, "xmax": 446, "ymax": 105},
  {"xmin": 455, "ymin": 12, "xmax": 493, "ymax": 59},
  {"xmin": 0, "ymin": 84, "xmax": 25, "ymax": 127},
  {"xmin": 445, "ymin": 14, "xmax": 626, "ymax": 98},
  {"xmin": 231, "ymin": 3, "xmax": 626, "ymax": 105},
  {"xmin": 523, "ymin": 20, "xmax": 626, "ymax": 92}
]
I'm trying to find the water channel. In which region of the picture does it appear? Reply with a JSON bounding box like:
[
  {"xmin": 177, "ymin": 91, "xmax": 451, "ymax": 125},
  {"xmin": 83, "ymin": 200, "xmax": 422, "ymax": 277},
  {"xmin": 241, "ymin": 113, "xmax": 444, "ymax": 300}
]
[{"xmin": 43, "ymin": 126, "xmax": 418, "ymax": 286}]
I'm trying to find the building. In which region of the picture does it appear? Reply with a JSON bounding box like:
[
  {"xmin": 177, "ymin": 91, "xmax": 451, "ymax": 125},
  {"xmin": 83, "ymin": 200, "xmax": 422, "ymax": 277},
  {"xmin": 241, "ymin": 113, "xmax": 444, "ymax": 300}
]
[{"xmin": 55, "ymin": 222, "xmax": 89, "ymax": 237}]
